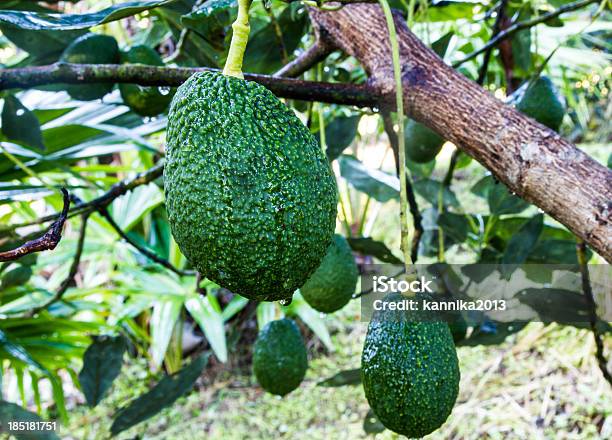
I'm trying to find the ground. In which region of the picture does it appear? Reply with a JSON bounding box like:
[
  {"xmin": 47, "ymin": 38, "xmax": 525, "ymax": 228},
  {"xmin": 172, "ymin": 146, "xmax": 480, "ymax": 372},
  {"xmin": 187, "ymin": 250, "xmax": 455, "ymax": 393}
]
[{"xmin": 64, "ymin": 300, "xmax": 611, "ymax": 440}]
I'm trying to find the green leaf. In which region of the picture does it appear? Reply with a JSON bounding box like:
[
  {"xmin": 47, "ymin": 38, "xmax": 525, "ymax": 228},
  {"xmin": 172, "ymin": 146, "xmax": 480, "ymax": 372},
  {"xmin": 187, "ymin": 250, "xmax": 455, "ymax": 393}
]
[
  {"xmin": 256, "ymin": 302, "xmax": 281, "ymax": 330},
  {"xmin": 286, "ymin": 293, "xmax": 333, "ymax": 351},
  {"xmin": 318, "ymin": 368, "xmax": 361, "ymax": 387},
  {"xmin": 150, "ymin": 297, "xmax": 183, "ymax": 368},
  {"xmin": 363, "ymin": 408, "xmax": 385, "ymax": 434},
  {"xmin": 78, "ymin": 335, "xmax": 127, "ymax": 408},
  {"xmin": 110, "ymin": 183, "xmax": 164, "ymax": 232},
  {"xmin": 0, "ymin": 1, "xmax": 173, "ymax": 30},
  {"xmin": 0, "ymin": 25, "xmax": 85, "ymax": 59},
  {"xmin": 110, "ymin": 353, "xmax": 210, "ymax": 436},
  {"xmin": 0, "ymin": 329, "xmax": 49, "ymax": 375},
  {"xmin": 324, "ymin": 115, "xmax": 361, "ymax": 161},
  {"xmin": 413, "ymin": 179, "xmax": 459, "ymax": 208},
  {"xmin": 501, "ymin": 214, "xmax": 544, "ymax": 270},
  {"xmin": 438, "ymin": 212, "xmax": 470, "ymax": 243},
  {"xmin": 346, "ymin": 236, "xmax": 402, "ymax": 264},
  {"xmin": 1, "ymin": 95, "xmax": 45, "ymax": 151},
  {"xmin": 339, "ymin": 155, "xmax": 399, "ymax": 202},
  {"xmin": 431, "ymin": 31, "xmax": 453, "ymax": 58},
  {"xmin": 1, "ymin": 265, "xmax": 33, "ymax": 288},
  {"xmin": 185, "ymin": 295, "xmax": 227, "ymax": 363},
  {"xmin": 0, "ymin": 401, "xmax": 60, "ymax": 440},
  {"xmin": 220, "ymin": 295, "xmax": 249, "ymax": 321},
  {"xmin": 472, "ymin": 175, "xmax": 529, "ymax": 215}
]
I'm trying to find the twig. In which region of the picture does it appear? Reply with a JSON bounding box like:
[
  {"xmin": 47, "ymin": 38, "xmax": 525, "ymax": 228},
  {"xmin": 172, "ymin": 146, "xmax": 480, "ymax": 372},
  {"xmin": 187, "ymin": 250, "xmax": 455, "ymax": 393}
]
[
  {"xmin": 381, "ymin": 111, "xmax": 422, "ymax": 264},
  {"xmin": 453, "ymin": 0, "xmax": 600, "ymax": 67},
  {"xmin": 476, "ymin": 0, "xmax": 508, "ymax": 85},
  {"xmin": 577, "ymin": 241, "xmax": 612, "ymax": 386},
  {"xmin": 96, "ymin": 207, "xmax": 194, "ymax": 277},
  {"xmin": 1, "ymin": 163, "xmax": 165, "ymax": 234},
  {"xmin": 25, "ymin": 213, "xmax": 90, "ymax": 317},
  {"xmin": 0, "ymin": 189, "xmax": 70, "ymax": 262},
  {"xmin": 274, "ymin": 40, "xmax": 333, "ymax": 78},
  {"xmin": 0, "ymin": 63, "xmax": 380, "ymax": 108}
]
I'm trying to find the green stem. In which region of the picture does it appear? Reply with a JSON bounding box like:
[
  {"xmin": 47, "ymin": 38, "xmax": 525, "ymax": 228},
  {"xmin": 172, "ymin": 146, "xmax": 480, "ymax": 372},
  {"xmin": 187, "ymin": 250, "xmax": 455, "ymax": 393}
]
[
  {"xmin": 379, "ymin": 0, "xmax": 410, "ymax": 272},
  {"xmin": 223, "ymin": 0, "xmax": 253, "ymax": 78}
]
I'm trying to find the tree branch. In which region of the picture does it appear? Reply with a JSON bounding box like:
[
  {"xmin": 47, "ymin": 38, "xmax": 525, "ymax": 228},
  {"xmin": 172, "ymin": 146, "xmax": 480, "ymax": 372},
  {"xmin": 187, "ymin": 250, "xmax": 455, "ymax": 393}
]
[
  {"xmin": 1, "ymin": 163, "xmax": 165, "ymax": 234},
  {"xmin": 453, "ymin": 0, "xmax": 600, "ymax": 67},
  {"xmin": 274, "ymin": 40, "xmax": 334, "ymax": 78},
  {"xmin": 0, "ymin": 63, "xmax": 380, "ymax": 108},
  {"xmin": 0, "ymin": 188, "xmax": 70, "ymax": 262},
  {"xmin": 309, "ymin": 4, "xmax": 612, "ymax": 262},
  {"xmin": 577, "ymin": 241, "xmax": 612, "ymax": 387},
  {"xmin": 96, "ymin": 207, "xmax": 194, "ymax": 277},
  {"xmin": 476, "ymin": 0, "xmax": 508, "ymax": 85},
  {"xmin": 25, "ymin": 213, "xmax": 89, "ymax": 317}
]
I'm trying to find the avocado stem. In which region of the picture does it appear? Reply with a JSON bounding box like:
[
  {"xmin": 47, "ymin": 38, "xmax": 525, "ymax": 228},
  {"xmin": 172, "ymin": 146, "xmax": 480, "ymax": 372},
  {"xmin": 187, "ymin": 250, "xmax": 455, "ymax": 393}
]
[{"xmin": 223, "ymin": 0, "xmax": 253, "ymax": 79}]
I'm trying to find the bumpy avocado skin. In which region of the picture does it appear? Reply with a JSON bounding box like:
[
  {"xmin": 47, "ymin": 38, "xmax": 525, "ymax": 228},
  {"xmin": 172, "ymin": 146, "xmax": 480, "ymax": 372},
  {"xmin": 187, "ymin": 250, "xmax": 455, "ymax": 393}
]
[
  {"xmin": 60, "ymin": 34, "xmax": 119, "ymax": 101},
  {"xmin": 119, "ymin": 45, "xmax": 174, "ymax": 116},
  {"xmin": 361, "ymin": 294, "xmax": 460, "ymax": 438},
  {"xmin": 300, "ymin": 234, "xmax": 358, "ymax": 313},
  {"xmin": 252, "ymin": 319, "xmax": 308, "ymax": 396},
  {"xmin": 516, "ymin": 76, "xmax": 565, "ymax": 132},
  {"xmin": 404, "ymin": 119, "xmax": 445, "ymax": 163},
  {"xmin": 164, "ymin": 72, "xmax": 337, "ymax": 301}
]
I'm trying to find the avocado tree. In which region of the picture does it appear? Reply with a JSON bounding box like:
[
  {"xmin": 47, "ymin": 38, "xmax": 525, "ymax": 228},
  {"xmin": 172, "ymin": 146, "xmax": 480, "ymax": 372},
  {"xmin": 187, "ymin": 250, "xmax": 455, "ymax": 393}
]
[{"xmin": 0, "ymin": 0, "xmax": 610, "ymax": 438}]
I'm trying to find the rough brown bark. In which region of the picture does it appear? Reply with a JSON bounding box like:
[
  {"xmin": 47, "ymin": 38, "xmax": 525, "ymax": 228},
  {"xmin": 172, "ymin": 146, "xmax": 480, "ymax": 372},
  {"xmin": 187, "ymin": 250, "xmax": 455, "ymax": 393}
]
[{"xmin": 309, "ymin": 4, "xmax": 612, "ymax": 263}]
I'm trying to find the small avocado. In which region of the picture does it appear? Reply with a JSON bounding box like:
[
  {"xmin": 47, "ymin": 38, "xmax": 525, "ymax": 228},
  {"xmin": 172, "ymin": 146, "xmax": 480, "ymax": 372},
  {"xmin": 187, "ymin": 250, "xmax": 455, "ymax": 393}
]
[
  {"xmin": 252, "ymin": 318, "xmax": 308, "ymax": 396},
  {"xmin": 361, "ymin": 293, "xmax": 460, "ymax": 437},
  {"xmin": 516, "ymin": 76, "xmax": 565, "ymax": 132},
  {"xmin": 60, "ymin": 33, "xmax": 120, "ymax": 101},
  {"xmin": 300, "ymin": 234, "xmax": 358, "ymax": 313},
  {"xmin": 405, "ymin": 119, "xmax": 445, "ymax": 164},
  {"xmin": 164, "ymin": 72, "xmax": 338, "ymax": 301},
  {"xmin": 119, "ymin": 45, "xmax": 174, "ymax": 116}
]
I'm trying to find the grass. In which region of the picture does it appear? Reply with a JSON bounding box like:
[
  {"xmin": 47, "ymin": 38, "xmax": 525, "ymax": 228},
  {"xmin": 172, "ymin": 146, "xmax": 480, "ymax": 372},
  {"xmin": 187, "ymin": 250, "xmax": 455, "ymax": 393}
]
[{"xmin": 63, "ymin": 300, "xmax": 611, "ymax": 439}]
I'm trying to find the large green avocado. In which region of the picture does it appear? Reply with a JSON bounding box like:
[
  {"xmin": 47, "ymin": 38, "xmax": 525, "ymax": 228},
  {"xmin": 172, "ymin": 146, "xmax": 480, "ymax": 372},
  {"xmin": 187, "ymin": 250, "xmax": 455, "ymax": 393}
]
[
  {"xmin": 300, "ymin": 234, "xmax": 358, "ymax": 313},
  {"xmin": 119, "ymin": 45, "xmax": 174, "ymax": 116},
  {"xmin": 405, "ymin": 119, "xmax": 445, "ymax": 164},
  {"xmin": 361, "ymin": 293, "xmax": 460, "ymax": 438},
  {"xmin": 252, "ymin": 318, "xmax": 308, "ymax": 396},
  {"xmin": 516, "ymin": 76, "xmax": 565, "ymax": 132},
  {"xmin": 60, "ymin": 33, "xmax": 119, "ymax": 101},
  {"xmin": 164, "ymin": 72, "xmax": 338, "ymax": 301}
]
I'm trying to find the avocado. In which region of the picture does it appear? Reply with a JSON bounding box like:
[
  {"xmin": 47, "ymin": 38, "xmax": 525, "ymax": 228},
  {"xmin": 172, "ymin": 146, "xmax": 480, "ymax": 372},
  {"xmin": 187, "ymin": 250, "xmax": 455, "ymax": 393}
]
[
  {"xmin": 164, "ymin": 71, "xmax": 338, "ymax": 301},
  {"xmin": 119, "ymin": 45, "xmax": 174, "ymax": 116},
  {"xmin": 60, "ymin": 33, "xmax": 119, "ymax": 101},
  {"xmin": 252, "ymin": 318, "xmax": 308, "ymax": 396},
  {"xmin": 516, "ymin": 76, "xmax": 565, "ymax": 132},
  {"xmin": 404, "ymin": 119, "xmax": 445, "ymax": 164},
  {"xmin": 1, "ymin": 265, "xmax": 33, "ymax": 289},
  {"xmin": 361, "ymin": 293, "xmax": 460, "ymax": 437},
  {"xmin": 300, "ymin": 234, "xmax": 358, "ymax": 313}
]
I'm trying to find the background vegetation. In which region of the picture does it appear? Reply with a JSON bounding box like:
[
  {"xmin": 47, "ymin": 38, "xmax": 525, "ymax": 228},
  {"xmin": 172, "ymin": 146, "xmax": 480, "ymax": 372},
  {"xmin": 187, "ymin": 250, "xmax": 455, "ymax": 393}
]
[{"xmin": 0, "ymin": 0, "xmax": 610, "ymax": 438}]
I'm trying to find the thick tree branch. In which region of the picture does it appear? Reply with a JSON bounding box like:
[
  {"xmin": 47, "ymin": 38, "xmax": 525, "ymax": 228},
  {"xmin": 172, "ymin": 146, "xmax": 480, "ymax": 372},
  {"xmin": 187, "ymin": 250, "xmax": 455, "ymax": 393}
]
[
  {"xmin": 453, "ymin": 0, "xmax": 600, "ymax": 67},
  {"xmin": 577, "ymin": 241, "xmax": 612, "ymax": 387},
  {"xmin": 0, "ymin": 189, "xmax": 70, "ymax": 262},
  {"xmin": 0, "ymin": 63, "xmax": 379, "ymax": 108},
  {"xmin": 309, "ymin": 4, "xmax": 612, "ymax": 262}
]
